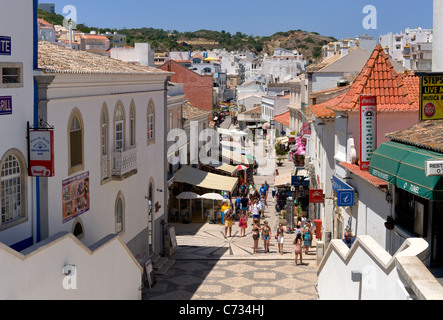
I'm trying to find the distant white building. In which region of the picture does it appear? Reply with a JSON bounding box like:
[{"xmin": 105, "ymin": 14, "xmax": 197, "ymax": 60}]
[
  {"xmin": 262, "ymin": 48, "xmax": 306, "ymax": 84},
  {"xmin": 379, "ymin": 27, "xmax": 433, "ymax": 65},
  {"xmin": 37, "ymin": 18, "xmax": 56, "ymax": 43},
  {"xmin": 111, "ymin": 42, "xmax": 155, "ymax": 67}
]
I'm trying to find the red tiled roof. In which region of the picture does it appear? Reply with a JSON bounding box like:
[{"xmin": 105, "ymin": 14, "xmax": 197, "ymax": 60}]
[
  {"xmin": 328, "ymin": 44, "xmax": 419, "ymax": 113},
  {"xmin": 340, "ymin": 162, "xmax": 388, "ymax": 189},
  {"xmin": 274, "ymin": 111, "xmax": 290, "ymax": 126},
  {"xmin": 37, "ymin": 18, "xmax": 52, "ymax": 26},
  {"xmin": 308, "ymin": 92, "xmax": 347, "ymax": 119},
  {"xmin": 80, "ymin": 34, "xmax": 109, "ymax": 40}
]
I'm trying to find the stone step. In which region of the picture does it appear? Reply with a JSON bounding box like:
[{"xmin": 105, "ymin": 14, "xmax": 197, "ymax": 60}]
[
  {"xmin": 156, "ymin": 259, "xmax": 175, "ymax": 276},
  {"xmin": 153, "ymin": 256, "xmax": 168, "ymax": 271}
]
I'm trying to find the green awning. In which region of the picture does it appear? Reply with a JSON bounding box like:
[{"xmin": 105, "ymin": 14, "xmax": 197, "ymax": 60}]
[
  {"xmin": 369, "ymin": 141, "xmax": 443, "ymax": 200},
  {"xmin": 369, "ymin": 141, "xmax": 411, "ymax": 184}
]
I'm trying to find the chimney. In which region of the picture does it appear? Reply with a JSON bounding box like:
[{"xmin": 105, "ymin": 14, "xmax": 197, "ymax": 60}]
[
  {"xmin": 341, "ymin": 40, "xmax": 350, "ymax": 57},
  {"xmin": 403, "ymin": 43, "xmax": 411, "ymax": 70},
  {"xmin": 327, "ymin": 42, "xmax": 335, "ymax": 58}
]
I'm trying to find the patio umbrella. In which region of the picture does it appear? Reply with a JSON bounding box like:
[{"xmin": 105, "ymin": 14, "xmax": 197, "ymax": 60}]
[
  {"xmin": 176, "ymin": 192, "xmax": 200, "ymax": 222},
  {"xmin": 200, "ymin": 193, "xmax": 225, "ymax": 222},
  {"xmin": 236, "ymin": 165, "xmax": 249, "ymax": 184}
]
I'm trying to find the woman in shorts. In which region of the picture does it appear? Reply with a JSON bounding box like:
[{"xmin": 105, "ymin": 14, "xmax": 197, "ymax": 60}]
[
  {"xmin": 252, "ymin": 219, "xmax": 261, "ymax": 254},
  {"xmin": 276, "ymin": 223, "xmax": 285, "ymax": 255},
  {"xmin": 261, "ymin": 220, "xmax": 271, "ymax": 253},
  {"xmin": 224, "ymin": 209, "xmax": 234, "ymax": 238}
]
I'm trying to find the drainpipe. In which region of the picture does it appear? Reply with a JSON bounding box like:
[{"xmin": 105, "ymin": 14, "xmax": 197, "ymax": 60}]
[{"xmin": 33, "ymin": 0, "xmax": 41, "ymax": 243}]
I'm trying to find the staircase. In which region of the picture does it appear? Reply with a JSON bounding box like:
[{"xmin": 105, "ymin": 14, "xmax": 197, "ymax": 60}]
[{"xmin": 152, "ymin": 255, "xmax": 175, "ymax": 276}]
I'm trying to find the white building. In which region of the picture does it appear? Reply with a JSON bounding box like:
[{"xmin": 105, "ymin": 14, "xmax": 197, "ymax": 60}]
[
  {"xmin": 261, "ymin": 94, "xmax": 289, "ymax": 123},
  {"xmin": 36, "ymin": 40, "xmax": 173, "ymax": 260},
  {"xmin": 433, "ymin": 0, "xmax": 443, "ymax": 72},
  {"xmin": 0, "ymin": 0, "xmax": 36, "ymax": 251},
  {"xmin": 111, "ymin": 42, "xmax": 155, "ymax": 67},
  {"xmin": 379, "ymin": 27, "xmax": 433, "ymax": 65},
  {"xmin": 262, "ymin": 48, "xmax": 306, "ymax": 84}
]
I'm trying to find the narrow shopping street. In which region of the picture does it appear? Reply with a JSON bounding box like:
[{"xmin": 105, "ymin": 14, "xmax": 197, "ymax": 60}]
[{"xmin": 143, "ymin": 156, "xmax": 319, "ymax": 300}]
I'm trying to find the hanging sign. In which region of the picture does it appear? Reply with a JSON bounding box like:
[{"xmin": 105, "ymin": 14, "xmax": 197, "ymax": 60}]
[
  {"xmin": 333, "ymin": 175, "xmax": 355, "ymax": 207},
  {"xmin": 29, "ymin": 129, "xmax": 54, "ymax": 177},
  {"xmin": 309, "ymin": 189, "xmax": 323, "ymax": 203},
  {"xmin": 360, "ymin": 95, "xmax": 377, "ymax": 171}
]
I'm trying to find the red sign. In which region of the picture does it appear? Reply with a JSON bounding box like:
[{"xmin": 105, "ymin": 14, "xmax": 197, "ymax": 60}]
[
  {"xmin": 309, "ymin": 189, "xmax": 323, "ymax": 203},
  {"xmin": 360, "ymin": 95, "xmax": 377, "ymax": 171},
  {"xmin": 29, "ymin": 130, "xmax": 54, "ymax": 177}
]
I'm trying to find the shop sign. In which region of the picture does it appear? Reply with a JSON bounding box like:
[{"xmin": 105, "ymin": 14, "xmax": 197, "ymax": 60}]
[
  {"xmin": 0, "ymin": 96, "xmax": 12, "ymax": 115},
  {"xmin": 309, "ymin": 189, "xmax": 323, "ymax": 203},
  {"xmin": 292, "ymin": 175, "xmax": 310, "ymax": 187},
  {"xmin": 0, "ymin": 36, "xmax": 11, "ymax": 55},
  {"xmin": 425, "ymin": 159, "xmax": 443, "ymax": 177},
  {"xmin": 360, "ymin": 95, "xmax": 377, "ymax": 171},
  {"xmin": 419, "ymin": 73, "xmax": 443, "ymax": 120},
  {"xmin": 28, "ymin": 129, "xmax": 54, "ymax": 177},
  {"xmin": 333, "ymin": 175, "xmax": 355, "ymax": 207}
]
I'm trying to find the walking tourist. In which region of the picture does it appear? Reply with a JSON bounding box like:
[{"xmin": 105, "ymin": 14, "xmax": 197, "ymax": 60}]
[
  {"xmin": 238, "ymin": 212, "xmax": 248, "ymax": 237},
  {"xmin": 302, "ymin": 221, "xmax": 313, "ymax": 254},
  {"xmin": 276, "ymin": 223, "xmax": 285, "ymax": 255},
  {"xmin": 261, "ymin": 220, "xmax": 272, "ymax": 253},
  {"xmin": 293, "ymin": 233, "xmax": 303, "ymax": 265},
  {"xmin": 224, "ymin": 209, "xmax": 234, "ymax": 238},
  {"xmin": 252, "ymin": 219, "xmax": 261, "ymax": 254}
]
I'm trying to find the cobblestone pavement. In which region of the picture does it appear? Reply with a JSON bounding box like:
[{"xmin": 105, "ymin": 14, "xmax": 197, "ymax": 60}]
[{"xmin": 143, "ymin": 155, "xmax": 319, "ymax": 301}]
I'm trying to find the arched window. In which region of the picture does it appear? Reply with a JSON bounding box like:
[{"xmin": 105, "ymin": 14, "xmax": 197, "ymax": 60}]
[
  {"xmin": 0, "ymin": 150, "xmax": 27, "ymax": 230},
  {"xmin": 115, "ymin": 192, "xmax": 125, "ymax": 234},
  {"xmin": 68, "ymin": 109, "xmax": 84, "ymax": 175},
  {"xmin": 129, "ymin": 101, "xmax": 136, "ymax": 147},
  {"xmin": 147, "ymin": 100, "xmax": 155, "ymax": 144},
  {"xmin": 114, "ymin": 103, "xmax": 125, "ymax": 152}
]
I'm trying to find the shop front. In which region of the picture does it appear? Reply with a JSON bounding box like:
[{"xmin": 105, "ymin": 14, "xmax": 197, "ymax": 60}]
[
  {"xmin": 369, "ymin": 140, "xmax": 443, "ymax": 267},
  {"xmin": 169, "ymin": 166, "xmax": 238, "ymax": 224}
]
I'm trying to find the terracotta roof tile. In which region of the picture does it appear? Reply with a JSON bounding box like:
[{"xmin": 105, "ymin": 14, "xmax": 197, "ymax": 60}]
[
  {"xmin": 38, "ymin": 40, "xmax": 170, "ymax": 75},
  {"xmin": 274, "ymin": 111, "xmax": 290, "ymax": 126},
  {"xmin": 386, "ymin": 120, "xmax": 443, "ymax": 153},
  {"xmin": 328, "ymin": 44, "xmax": 419, "ymax": 113},
  {"xmin": 340, "ymin": 162, "xmax": 388, "ymax": 189},
  {"xmin": 308, "ymin": 92, "xmax": 347, "ymax": 119}
]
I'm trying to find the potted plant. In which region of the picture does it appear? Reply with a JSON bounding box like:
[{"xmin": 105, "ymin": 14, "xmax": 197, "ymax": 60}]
[
  {"xmin": 276, "ymin": 158, "xmax": 284, "ymax": 166},
  {"xmin": 385, "ymin": 215, "xmax": 395, "ymax": 230}
]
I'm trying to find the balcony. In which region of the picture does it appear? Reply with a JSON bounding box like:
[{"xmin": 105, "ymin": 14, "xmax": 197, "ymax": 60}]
[{"xmin": 111, "ymin": 146, "xmax": 137, "ymax": 178}]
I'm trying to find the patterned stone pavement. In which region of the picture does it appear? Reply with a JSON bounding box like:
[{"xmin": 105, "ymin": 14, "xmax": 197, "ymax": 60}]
[{"xmin": 143, "ymin": 155, "xmax": 319, "ymax": 301}]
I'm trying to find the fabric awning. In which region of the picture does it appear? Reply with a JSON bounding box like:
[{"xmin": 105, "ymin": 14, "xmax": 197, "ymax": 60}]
[
  {"xmin": 174, "ymin": 166, "xmax": 239, "ymax": 193},
  {"xmin": 274, "ymin": 172, "xmax": 293, "ymax": 187},
  {"xmin": 206, "ymin": 163, "xmax": 238, "ymax": 175},
  {"xmin": 369, "ymin": 141, "xmax": 443, "ymax": 200}
]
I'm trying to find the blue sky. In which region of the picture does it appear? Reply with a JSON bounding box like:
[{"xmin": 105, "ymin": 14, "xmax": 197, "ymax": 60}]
[{"xmin": 46, "ymin": 0, "xmax": 433, "ymax": 40}]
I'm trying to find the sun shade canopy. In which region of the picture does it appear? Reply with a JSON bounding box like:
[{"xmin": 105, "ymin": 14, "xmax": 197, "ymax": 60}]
[
  {"xmin": 369, "ymin": 141, "xmax": 443, "ymax": 200},
  {"xmin": 174, "ymin": 166, "xmax": 239, "ymax": 193}
]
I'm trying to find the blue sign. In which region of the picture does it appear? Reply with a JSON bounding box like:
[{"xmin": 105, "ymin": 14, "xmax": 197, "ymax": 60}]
[
  {"xmin": 0, "ymin": 96, "xmax": 12, "ymax": 115},
  {"xmin": 333, "ymin": 175, "xmax": 355, "ymax": 207},
  {"xmin": 0, "ymin": 36, "xmax": 11, "ymax": 55},
  {"xmin": 292, "ymin": 175, "xmax": 310, "ymax": 187}
]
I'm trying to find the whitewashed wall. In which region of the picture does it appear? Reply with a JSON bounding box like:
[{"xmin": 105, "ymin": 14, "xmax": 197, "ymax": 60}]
[
  {"xmin": 317, "ymin": 236, "xmax": 441, "ymax": 300},
  {"xmin": 0, "ymin": 0, "xmax": 35, "ymax": 248},
  {"xmin": 37, "ymin": 73, "xmax": 169, "ymax": 256},
  {"xmin": 0, "ymin": 232, "xmax": 142, "ymax": 300}
]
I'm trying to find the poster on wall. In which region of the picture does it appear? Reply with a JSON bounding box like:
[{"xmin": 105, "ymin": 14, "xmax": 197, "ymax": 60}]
[
  {"xmin": 419, "ymin": 73, "xmax": 443, "ymax": 120},
  {"xmin": 62, "ymin": 171, "xmax": 90, "ymax": 223}
]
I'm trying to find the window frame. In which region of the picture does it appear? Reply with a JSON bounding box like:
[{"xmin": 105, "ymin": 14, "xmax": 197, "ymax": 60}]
[
  {"xmin": 0, "ymin": 149, "xmax": 27, "ymax": 231},
  {"xmin": 68, "ymin": 109, "xmax": 85, "ymax": 176},
  {"xmin": 0, "ymin": 63, "xmax": 23, "ymax": 88},
  {"xmin": 147, "ymin": 100, "xmax": 155, "ymax": 145},
  {"xmin": 115, "ymin": 192, "xmax": 125, "ymax": 234}
]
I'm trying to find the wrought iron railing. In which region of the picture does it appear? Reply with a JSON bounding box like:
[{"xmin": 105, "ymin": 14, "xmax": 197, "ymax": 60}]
[{"xmin": 112, "ymin": 146, "xmax": 137, "ymax": 177}]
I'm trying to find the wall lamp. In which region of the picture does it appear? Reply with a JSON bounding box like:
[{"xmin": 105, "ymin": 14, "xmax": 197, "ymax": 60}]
[
  {"xmin": 385, "ymin": 191, "xmax": 393, "ymax": 203},
  {"xmin": 336, "ymin": 115, "xmax": 348, "ymax": 119}
]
